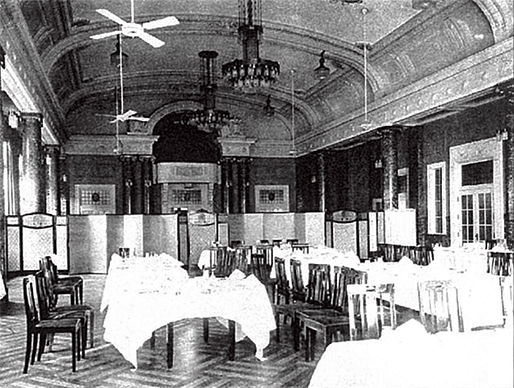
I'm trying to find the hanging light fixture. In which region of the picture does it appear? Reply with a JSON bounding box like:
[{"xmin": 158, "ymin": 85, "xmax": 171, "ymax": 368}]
[
  {"xmin": 222, "ymin": 0, "xmax": 280, "ymax": 91},
  {"xmin": 171, "ymin": 51, "xmax": 230, "ymax": 134},
  {"xmin": 110, "ymin": 36, "xmax": 129, "ymax": 68},
  {"xmin": 263, "ymin": 94, "xmax": 275, "ymax": 116},
  {"xmin": 314, "ymin": 50, "xmax": 330, "ymax": 80}
]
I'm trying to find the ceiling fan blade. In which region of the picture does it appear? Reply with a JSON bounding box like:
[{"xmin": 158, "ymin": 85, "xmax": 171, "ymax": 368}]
[
  {"xmin": 124, "ymin": 110, "xmax": 138, "ymax": 117},
  {"xmin": 128, "ymin": 116, "xmax": 150, "ymax": 122},
  {"xmin": 96, "ymin": 9, "xmax": 127, "ymax": 25},
  {"xmin": 90, "ymin": 30, "xmax": 121, "ymax": 40},
  {"xmin": 137, "ymin": 31, "xmax": 165, "ymax": 48},
  {"xmin": 143, "ymin": 16, "xmax": 180, "ymax": 30}
]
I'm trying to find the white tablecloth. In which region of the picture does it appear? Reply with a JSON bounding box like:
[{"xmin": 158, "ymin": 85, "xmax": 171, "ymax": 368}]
[
  {"xmin": 309, "ymin": 320, "xmax": 513, "ymax": 388},
  {"xmin": 102, "ymin": 254, "xmax": 276, "ymax": 367}
]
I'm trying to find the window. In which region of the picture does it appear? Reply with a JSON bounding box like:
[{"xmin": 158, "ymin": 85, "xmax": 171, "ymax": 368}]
[
  {"xmin": 461, "ymin": 190, "xmax": 493, "ymax": 243},
  {"xmin": 427, "ymin": 162, "xmax": 446, "ymax": 234},
  {"xmin": 171, "ymin": 189, "xmax": 202, "ymax": 205},
  {"xmin": 255, "ymin": 185, "xmax": 289, "ymax": 212}
]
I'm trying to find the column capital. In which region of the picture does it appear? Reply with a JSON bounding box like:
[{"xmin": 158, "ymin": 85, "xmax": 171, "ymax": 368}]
[{"xmin": 19, "ymin": 112, "xmax": 43, "ymax": 122}]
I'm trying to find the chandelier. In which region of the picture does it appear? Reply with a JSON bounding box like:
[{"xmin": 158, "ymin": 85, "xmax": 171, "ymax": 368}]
[
  {"xmin": 222, "ymin": 0, "xmax": 280, "ymax": 91},
  {"xmin": 172, "ymin": 51, "xmax": 230, "ymax": 134}
]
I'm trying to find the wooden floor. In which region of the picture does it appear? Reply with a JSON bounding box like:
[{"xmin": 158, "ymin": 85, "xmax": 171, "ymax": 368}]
[{"xmin": 0, "ymin": 274, "xmax": 324, "ymax": 388}]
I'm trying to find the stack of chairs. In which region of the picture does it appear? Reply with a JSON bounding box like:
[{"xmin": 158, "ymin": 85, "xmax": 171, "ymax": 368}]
[{"xmin": 22, "ymin": 275, "xmax": 86, "ymax": 373}]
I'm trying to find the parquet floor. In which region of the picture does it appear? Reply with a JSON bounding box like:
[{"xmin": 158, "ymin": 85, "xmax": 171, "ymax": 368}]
[{"xmin": 0, "ymin": 274, "xmax": 322, "ymax": 388}]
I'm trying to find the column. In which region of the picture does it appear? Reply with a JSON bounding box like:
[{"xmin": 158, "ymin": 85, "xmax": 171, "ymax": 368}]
[
  {"xmin": 142, "ymin": 156, "xmax": 153, "ymax": 215},
  {"xmin": 416, "ymin": 131, "xmax": 427, "ymax": 246},
  {"xmin": 505, "ymin": 111, "xmax": 514, "ymax": 249},
  {"xmin": 132, "ymin": 157, "xmax": 143, "ymax": 214},
  {"xmin": 221, "ymin": 158, "xmax": 230, "ymax": 214},
  {"xmin": 20, "ymin": 112, "xmax": 46, "ymax": 213},
  {"xmin": 121, "ymin": 156, "xmax": 134, "ymax": 214},
  {"xmin": 230, "ymin": 158, "xmax": 240, "ymax": 214},
  {"xmin": 381, "ymin": 127, "xmax": 399, "ymax": 210},
  {"xmin": 240, "ymin": 158, "xmax": 250, "ymax": 213},
  {"xmin": 317, "ymin": 153, "xmax": 326, "ymax": 212},
  {"xmin": 45, "ymin": 145, "xmax": 60, "ymax": 215}
]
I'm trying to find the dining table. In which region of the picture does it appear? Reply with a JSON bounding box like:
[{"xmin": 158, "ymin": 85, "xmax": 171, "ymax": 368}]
[
  {"xmin": 101, "ymin": 253, "xmax": 276, "ymax": 368},
  {"xmin": 308, "ymin": 319, "xmax": 513, "ymax": 388}
]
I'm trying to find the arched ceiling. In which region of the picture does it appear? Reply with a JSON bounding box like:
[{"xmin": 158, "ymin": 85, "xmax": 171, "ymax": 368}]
[{"xmin": 1, "ymin": 0, "xmax": 511, "ymax": 154}]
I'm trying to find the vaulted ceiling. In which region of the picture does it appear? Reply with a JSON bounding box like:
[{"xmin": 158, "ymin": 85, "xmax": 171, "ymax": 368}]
[{"xmin": 1, "ymin": 0, "xmax": 512, "ymax": 156}]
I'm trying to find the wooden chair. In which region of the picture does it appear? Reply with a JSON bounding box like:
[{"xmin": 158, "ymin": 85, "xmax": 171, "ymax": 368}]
[
  {"xmin": 291, "ymin": 243, "xmax": 310, "ymax": 254},
  {"xmin": 286, "ymin": 238, "xmax": 299, "ymax": 245},
  {"xmin": 35, "ymin": 270, "xmax": 95, "ymax": 349},
  {"xmin": 298, "ymin": 266, "xmax": 367, "ymax": 361},
  {"xmin": 274, "ymin": 258, "xmax": 324, "ymax": 350},
  {"xmin": 347, "ymin": 283, "xmax": 396, "ymax": 340},
  {"xmin": 207, "ymin": 245, "xmax": 233, "ymax": 277},
  {"xmin": 487, "ymin": 252, "xmax": 513, "ymax": 276},
  {"xmin": 411, "ymin": 245, "xmax": 434, "ymax": 266},
  {"xmin": 417, "ymin": 280, "xmax": 464, "ymax": 333},
  {"xmin": 22, "ymin": 276, "xmax": 84, "ymax": 373},
  {"xmin": 233, "ymin": 245, "xmax": 252, "ymax": 274},
  {"xmin": 40, "ymin": 256, "xmax": 83, "ymax": 305}
]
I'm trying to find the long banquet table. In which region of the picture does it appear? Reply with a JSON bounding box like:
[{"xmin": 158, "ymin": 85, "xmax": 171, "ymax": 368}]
[
  {"xmin": 101, "ymin": 253, "xmax": 276, "ymax": 368},
  {"xmin": 308, "ymin": 319, "xmax": 513, "ymax": 388},
  {"xmin": 273, "ymin": 245, "xmax": 506, "ymax": 329}
]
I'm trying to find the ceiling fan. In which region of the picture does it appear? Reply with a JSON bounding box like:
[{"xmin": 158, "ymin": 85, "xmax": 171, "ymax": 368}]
[{"xmin": 90, "ymin": 0, "xmax": 180, "ymax": 48}]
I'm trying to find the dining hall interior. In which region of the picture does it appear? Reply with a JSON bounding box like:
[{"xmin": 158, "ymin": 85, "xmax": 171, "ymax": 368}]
[{"xmin": 0, "ymin": 0, "xmax": 513, "ymax": 387}]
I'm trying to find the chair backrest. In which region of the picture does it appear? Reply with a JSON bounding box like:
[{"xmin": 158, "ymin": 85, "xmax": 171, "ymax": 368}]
[
  {"xmin": 274, "ymin": 257, "xmax": 290, "ymax": 303},
  {"xmin": 331, "ymin": 266, "xmax": 367, "ymax": 312},
  {"xmin": 411, "ymin": 246, "xmax": 434, "ymax": 266},
  {"xmin": 211, "ymin": 246, "xmax": 234, "ymax": 277},
  {"xmin": 499, "ymin": 276, "xmax": 513, "ymax": 326},
  {"xmin": 487, "ymin": 252, "xmax": 513, "ymax": 276},
  {"xmin": 417, "ymin": 280, "xmax": 464, "ymax": 333},
  {"xmin": 347, "ymin": 283, "xmax": 396, "ymax": 340},
  {"xmin": 286, "ymin": 238, "xmax": 298, "ymax": 245},
  {"xmin": 230, "ymin": 240, "xmax": 243, "ymax": 249},
  {"xmin": 34, "ymin": 270, "xmax": 54, "ymax": 318},
  {"xmin": 306, "ymin": 263, "xmax": 331, "ymax": 307},
  {"xmin": 290, "ymin": 258, "xmax": 307, "ymax": 302},
  {"xmin": 291, "ymin": 243, "xmax": 310, "ymax": 254},
  {"xmin": 255, "ymin": 244, "xmax": 274, "ymax": 266},
  {"xmin": 234, "ymin": 246, "xmax": 251, "ymax": 274},
  {"xmin": 22, "ymin": 276, "xmax": 41, "ymax": 328},
  {"xmin": 249, "ymin": 253, "xmax": 271, "ymax": 283}
]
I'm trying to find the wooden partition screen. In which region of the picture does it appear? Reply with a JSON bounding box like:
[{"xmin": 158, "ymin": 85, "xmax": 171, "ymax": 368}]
[
  {"xmin": 5, "ymin": 213, "xmax": 68, "ymax": 274},
  {"xmin": 227, "ymin": 212, "xmax": 325, "ymax": 246},
  {"xmin": 68, "ymin": 214, "xmax": 179, "ymax": 274}
]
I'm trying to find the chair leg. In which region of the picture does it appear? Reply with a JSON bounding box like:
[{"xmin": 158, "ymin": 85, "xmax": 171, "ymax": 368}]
[
  {"xmin": 35, "ymin": 333, "xmax": 43, "ymax": 363},
  {"xmin": 167, "ymin": 322, "xmax": 174, "ymax": 368},
  {"xmin": 23, "ymin": 333, "xmax": 32, "ymax": 373},
  {"xmin": 275, "ymin": 312, "xmax": 280, "ymax": 342},
  {"xmin": 203, "ymin": 318, "xmax": 209, "ymax": 343},
  {"xmin": 71, "ymin": 331, "xmax": 76, "ymax": 372},
  {"xmin": 89, "ymin": 311, "xmax": 94, "ymax": 348},
  {"xmin": 293, "ymin": 316, "xmax": 300, "ymax": 351}
]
